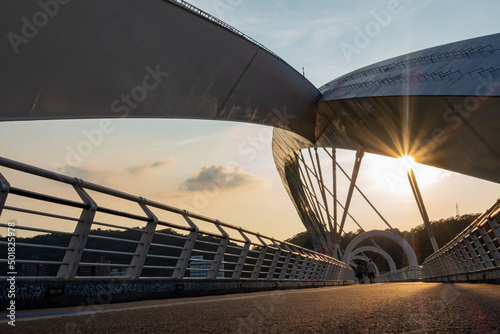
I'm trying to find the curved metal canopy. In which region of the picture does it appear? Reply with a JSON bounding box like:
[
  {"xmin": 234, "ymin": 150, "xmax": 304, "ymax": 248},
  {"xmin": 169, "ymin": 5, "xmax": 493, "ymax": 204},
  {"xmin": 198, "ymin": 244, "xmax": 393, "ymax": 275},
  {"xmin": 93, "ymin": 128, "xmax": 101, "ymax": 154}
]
[
  {"xmin": 0, "ymin": 0, "xmax": 319, "ymax": 139},
  {"xmin": 274, "ymin": 33, "xmax": 500, "ymax": 186}
]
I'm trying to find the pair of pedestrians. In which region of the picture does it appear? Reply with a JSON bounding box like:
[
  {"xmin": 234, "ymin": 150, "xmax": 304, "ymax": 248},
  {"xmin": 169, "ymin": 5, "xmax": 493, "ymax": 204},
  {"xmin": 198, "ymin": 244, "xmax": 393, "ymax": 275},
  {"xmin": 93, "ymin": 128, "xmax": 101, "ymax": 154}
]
[{"xmin": 355, "ymin": 259, "xmax": 376, "ymax": 284}]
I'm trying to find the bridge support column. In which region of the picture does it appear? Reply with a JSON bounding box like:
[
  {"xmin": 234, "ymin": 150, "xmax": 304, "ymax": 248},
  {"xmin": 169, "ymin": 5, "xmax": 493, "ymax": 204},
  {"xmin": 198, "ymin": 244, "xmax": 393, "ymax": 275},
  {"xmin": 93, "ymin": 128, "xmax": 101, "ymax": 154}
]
[
  {"xmin": 408, "ymin": 169, "xmax": 439, "ymax": 252},
  {"xmin": 338, "ymin": 147, "xmax": 364, "ymax": 235}
]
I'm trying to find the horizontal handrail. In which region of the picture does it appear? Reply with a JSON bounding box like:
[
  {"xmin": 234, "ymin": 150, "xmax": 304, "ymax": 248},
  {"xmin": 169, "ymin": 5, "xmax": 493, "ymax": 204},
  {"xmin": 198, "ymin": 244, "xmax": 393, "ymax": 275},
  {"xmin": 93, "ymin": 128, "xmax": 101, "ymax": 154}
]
[
  {"xmin": 0, "ymin": 155, "xmax": 353, "ymax": 281},
  {"xmin": 422, "ymin": 199, "xmax": 500, "ymax": 279}
]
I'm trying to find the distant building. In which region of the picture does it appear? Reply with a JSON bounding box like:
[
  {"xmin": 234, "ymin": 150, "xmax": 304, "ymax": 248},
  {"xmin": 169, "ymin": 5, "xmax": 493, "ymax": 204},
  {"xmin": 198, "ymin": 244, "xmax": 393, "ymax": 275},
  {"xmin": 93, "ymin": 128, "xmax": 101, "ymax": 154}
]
[
  {"xmin": 110, "ymin": 268, "xmax": 127, "ymax": 277},
  {"xmin": 189, "ymin": 255, "xmax": 223, "ymax": 278},
  {"xmin": 19, "ymin": 255, "xmax": 58, "ymax": 277},
  {"xmin": 94, "ymin": 255, "xmax": 111, "ymax": 276},
  {"xmin": 76, "ymin": 253, "xmax": 93, "ymax": 276}
]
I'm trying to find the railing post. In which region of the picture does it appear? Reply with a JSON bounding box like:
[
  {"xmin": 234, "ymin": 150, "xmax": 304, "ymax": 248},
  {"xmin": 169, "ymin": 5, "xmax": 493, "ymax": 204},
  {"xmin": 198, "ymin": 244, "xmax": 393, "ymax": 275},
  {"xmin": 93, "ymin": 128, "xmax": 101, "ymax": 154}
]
[
  {"xmin": 126, "ymin": 202, "xmax": 158, "ymax": 279},
  {"xmin": 312, "ymin": 255, "xmax": 323, "ymax": 280},
  {"xmin": 458, "ymin": 242, "xmax": 475, "ymax": 271},
  {"xmin": 232, "ymin": 229, "xmax": 250, "ymax": 279},
  {"xmin": 297, "ymin": 250, "xmax": 309, "ymax": 280},
  {"xmin": 266, "ymin": 240, "xmax": 281, "ymax": 279},
  {"xmin": 57, "ymin": 183, "xmax": 97, "ymax": 279},
  {"xmin": 251, "ymin": 235, "xmax": 268, "ymax": 279},
  {"xmin": 450, "ymin": 248, "xmax": 465, "ymax": 273},
  {"xmin": 322, "ymin": 258, "xmax": 333, "ymax": 280},
  {"xmin": 333, "ymin": 261, "xmax": 342, "ymax": 280},
  {"xmin": 0, "ymin": 172, "xmax": 11, "ymax": 216},
  {"xmin": 471, "ymin": 232, "xmax": 492, "ymax": 268},
  {"xmin": 480, "ymin": 225, "xmax": 500, "ymax": 267},
  {"xmin": 454, "ymin": 243, "xmax": 468, "ymax": 271},
  {"xmin": 208, "ymin": 221, "xmax": 228, "ymax": 279},
  {"xmin": 172, "ymin": 212, "xmax": 199, "ymax": 279},
  {"xmin": 319, "ymin": 258, "xmax": 330, "ymax": 280},
  {"xmin": 327, "ymin": 260, "xmax": 337, "ymax": 280},
  {"xmin": 278, "ymin": 244, "xmax": 293, "ymax": 279},
  {"xmin": 304, "ymin": 251, "xmax": 317, "ymax": 280},
  {"xmin": 465, "ymin": 237, "xmax": 484, "ymax": 271},
  {"xmin": 289, "ymin": 248, "xmax": 302, "ymax": 279},
  {"xmin": 489, "ymin": 218, "xmax": 500, "ymax": 241}
]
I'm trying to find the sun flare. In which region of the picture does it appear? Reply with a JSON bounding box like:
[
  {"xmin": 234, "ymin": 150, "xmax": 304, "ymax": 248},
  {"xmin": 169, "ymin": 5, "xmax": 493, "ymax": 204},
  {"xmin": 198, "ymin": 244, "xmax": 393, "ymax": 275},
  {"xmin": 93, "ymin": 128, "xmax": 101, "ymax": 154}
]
[
  {"xmin": 370, "ymin": 154, "xmax": 451, "ymax": 193},
  {"xmin": 398, "ymin": 155, "xmax": 416, "ymax": 172}
]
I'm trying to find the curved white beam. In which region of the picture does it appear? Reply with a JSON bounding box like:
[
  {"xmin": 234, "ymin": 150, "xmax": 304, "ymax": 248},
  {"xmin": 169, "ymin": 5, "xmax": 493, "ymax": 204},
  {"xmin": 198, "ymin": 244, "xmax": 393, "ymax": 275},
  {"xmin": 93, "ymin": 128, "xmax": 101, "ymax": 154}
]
[
  {"xmin": 342, "ymin": 230, "xmax": 418, "ymax": 269},
  {"xmin": 350, "ymin": 256, "xmax": 380, "ymax": 276},
  {"xmin": 350, "ymin": 246, "xmax": 397, "ymax": 272}
]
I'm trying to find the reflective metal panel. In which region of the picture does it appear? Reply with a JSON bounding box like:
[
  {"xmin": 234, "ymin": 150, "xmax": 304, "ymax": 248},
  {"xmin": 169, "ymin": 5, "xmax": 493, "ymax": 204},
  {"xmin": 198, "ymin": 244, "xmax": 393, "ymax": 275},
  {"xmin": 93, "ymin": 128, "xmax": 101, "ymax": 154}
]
[{"xmin": 0, "ymin": 0, "xmax": 319, "ymax": 138}]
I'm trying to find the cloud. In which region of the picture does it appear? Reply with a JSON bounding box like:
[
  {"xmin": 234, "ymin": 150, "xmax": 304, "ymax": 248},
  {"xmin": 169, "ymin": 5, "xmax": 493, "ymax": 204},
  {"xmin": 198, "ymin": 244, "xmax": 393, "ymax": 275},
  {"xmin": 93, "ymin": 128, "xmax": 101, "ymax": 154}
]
[
  {"xmin": 127, "ymin": 159, "xmax": 175, "ymax": 176},
  {"xmin": 173, "ymin": 132, "xmax": 227, "ymax": 147},
  {"xmin": 180, "ymin": 164, "xmax": 258, "ymax": 191},
  {"xmin": 56, "ymin": 165, "xmax": 100, "ymax": 181}
]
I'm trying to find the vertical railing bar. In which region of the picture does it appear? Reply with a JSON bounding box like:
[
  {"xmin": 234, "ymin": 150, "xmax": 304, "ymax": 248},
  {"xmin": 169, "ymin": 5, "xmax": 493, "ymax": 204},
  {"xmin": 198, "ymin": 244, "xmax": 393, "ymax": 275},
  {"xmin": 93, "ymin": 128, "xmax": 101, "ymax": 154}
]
[
  {"xmin": 251, "ymin": 235, "xmax": 268, "ymax": 279},
  {"xmin": 172, "ymin": 212, "xmax": 199, "ymax": 279},
  {"xmin": 208, "ymin": 221, "xmax": 229, "ymax": 279},
  {"xmin": 266, "ymin": 240, "xmax": 281, "ymax": 279},
  {"xmin": 0, "ymin": 172, "xmax": 11, "ymax": 216},
  {"xmin": 57, "ymin": 183, "xmax": 96, "ymax": 280},
  {"xmin": 232, "ymin": 229, "xmax": 251, "ymax": 279},
  {"xmin": 126, "ymin": 201, "xmax": 158, "ymax": 279},
  {"xmin": 278, "ymin": 244, "xmax": 293, "ymax": 280}
]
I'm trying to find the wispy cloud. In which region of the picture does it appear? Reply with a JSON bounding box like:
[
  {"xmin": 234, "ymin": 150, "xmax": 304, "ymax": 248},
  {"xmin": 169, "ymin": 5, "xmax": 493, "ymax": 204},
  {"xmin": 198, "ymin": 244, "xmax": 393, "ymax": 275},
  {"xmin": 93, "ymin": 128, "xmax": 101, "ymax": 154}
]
[
  {"xmin": 173, "ymin": 131, "xmax": 227, "ymax": 147},
  {"xmin": 127, "ymin": 159, "xmax": 176, "ymax": 176},
  {"xmin": 180, "ymin": 164, "xmax": 260, "ymax": 191},
  {"xmin": 57, "ymin": 165, "xmax": 100, "ymax": 181}
]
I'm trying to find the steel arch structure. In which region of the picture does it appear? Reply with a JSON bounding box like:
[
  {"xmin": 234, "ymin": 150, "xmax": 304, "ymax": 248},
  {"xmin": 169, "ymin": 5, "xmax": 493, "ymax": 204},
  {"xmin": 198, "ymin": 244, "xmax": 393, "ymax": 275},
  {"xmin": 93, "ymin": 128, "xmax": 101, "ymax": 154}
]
[
  {"xmin": 349, "ymin": 246, "xmax": 397, "ymax": 273},
  {"xmin": 342, "ymin": 230, "xmax": 418, "ymax": 270},
  {"xmin": 272, "ymin": 33, "xmax": 500, "ymax": 257}
]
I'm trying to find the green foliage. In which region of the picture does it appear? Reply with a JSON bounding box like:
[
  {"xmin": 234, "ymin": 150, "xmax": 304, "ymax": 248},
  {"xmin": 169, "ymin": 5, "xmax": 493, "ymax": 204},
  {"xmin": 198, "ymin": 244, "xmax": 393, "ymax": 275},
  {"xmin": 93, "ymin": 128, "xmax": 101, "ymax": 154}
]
[{"xmin": 285, "ymin": 231, "xmax": 314, "ymax": 250}]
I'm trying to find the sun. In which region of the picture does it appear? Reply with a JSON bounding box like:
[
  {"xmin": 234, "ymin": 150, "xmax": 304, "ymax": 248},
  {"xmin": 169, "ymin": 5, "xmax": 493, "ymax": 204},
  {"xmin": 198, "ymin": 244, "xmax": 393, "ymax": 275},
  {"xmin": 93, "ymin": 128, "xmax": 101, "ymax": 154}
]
[
  {"xmin": 397, "ymin": 155, "xmax": 444, "ymax": 189},
  {"xmin": 398, "ymin": 155, "xmax": 416, "ymax": 172}
]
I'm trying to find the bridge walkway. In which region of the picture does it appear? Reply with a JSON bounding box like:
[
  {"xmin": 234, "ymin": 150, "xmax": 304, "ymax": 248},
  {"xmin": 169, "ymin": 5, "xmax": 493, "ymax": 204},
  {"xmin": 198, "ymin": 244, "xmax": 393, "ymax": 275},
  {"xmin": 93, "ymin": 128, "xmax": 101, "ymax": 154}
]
[{"xmin": 1, "ymin": 282, "xmax": 499, "ymax": 333}]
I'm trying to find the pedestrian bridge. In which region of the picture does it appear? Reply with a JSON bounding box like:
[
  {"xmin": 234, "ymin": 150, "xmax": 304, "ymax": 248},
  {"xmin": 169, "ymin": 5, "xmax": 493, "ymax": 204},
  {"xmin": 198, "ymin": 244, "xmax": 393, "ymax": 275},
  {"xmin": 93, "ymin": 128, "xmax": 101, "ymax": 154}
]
[
  {"xmin": 0, "ymin": 0, "xmax": 499, "ymax": 317},
  {"xmin": 0, "ymin": 157, "xmax": 498, "ymax": 310}
]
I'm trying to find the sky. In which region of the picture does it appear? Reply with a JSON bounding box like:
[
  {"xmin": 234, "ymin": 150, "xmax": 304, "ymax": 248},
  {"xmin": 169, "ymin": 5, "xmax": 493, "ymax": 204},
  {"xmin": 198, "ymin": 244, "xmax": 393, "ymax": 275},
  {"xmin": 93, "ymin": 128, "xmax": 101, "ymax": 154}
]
[{"xmin": 1, "ymin": 0, "xmax": 500, "ymax": 240}]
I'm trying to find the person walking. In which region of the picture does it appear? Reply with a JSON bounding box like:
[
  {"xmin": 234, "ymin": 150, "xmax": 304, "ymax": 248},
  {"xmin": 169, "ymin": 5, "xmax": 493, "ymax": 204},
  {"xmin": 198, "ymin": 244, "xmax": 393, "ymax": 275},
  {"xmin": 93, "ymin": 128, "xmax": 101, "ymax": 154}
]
[
  {"xmin": 355, "ymin": 262, "xmax": 365, "ymax": 284},
  {"xmin": 367, "ymin": 259, "xmax": 376, "ymax": 284}
]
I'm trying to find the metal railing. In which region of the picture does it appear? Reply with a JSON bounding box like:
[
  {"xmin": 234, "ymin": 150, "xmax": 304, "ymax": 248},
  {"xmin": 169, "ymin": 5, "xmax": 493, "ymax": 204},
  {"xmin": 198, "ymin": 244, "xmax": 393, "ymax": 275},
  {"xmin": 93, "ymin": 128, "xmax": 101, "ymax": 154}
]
[
  {"xmin": 422, "ymin": 199, "xmax": 500, "ymax": 279},
  {"xmin": 377, "ymin": 266, "xmax": 421, "ymax": 282},
  {"xmin": 0, "ymin": 156, "xmax": 353, "ymax": 281}
]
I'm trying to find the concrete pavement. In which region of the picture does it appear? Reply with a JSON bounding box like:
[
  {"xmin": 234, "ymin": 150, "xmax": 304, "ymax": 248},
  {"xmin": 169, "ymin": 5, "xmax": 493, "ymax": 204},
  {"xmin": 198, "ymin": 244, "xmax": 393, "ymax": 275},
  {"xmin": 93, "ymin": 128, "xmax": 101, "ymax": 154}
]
[{"xmin": 2, "ymin": 282, "xmax": 499, "ymax": 333}]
